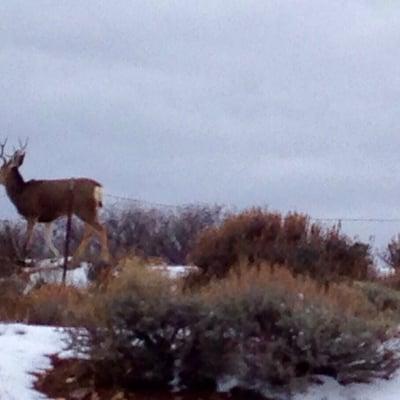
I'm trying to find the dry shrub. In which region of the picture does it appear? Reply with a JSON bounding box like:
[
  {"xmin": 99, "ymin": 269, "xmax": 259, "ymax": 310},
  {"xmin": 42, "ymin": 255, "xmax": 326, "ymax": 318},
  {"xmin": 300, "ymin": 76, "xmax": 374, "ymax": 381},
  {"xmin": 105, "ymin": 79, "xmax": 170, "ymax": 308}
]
[
  {"xmin": 379, "ymin": 269, "xmax": 400, "ymax": 291},
  {"xmin": 0, "ymin": 254, "xmax": 160, "ymax": 325},
  {"xmin": 0, "ymin": 275, "xmax": 29, "ymax": 320},
  {"xmin": 2, "ymin": 203, "xmax": 223, "ymax": 265},
  {"xmin": 0, "ymin": 220, "xmax": 60, "ymax": 268},
  {"xmin": 70, "ymin": 262, "xmax": 186, "ymax": 388},
  {"xmin": 382, "ymin": 235, "xmax": 400, "ymax": 271},
  {"xmin": 24, "ymin": 284, "xmax": 85, "ymax": 326},
  {"xmin": 0, "ymin": 279, "xmax": 86, "ymax": 325},
  {"xmin": 201, "ymin": 264, "xmax": 380, "ymax": 322},
  {"xmin": 104, "ymin": 204, "xmax": 225, "ymax": 263},
  {"xmin": 194, "ymin": 266, "xmax": 395, "ymax": 390},
  {"xmin": 70, "ymin": 262, "xmax": 396, "ymax": 397},
  {"xmin": 0, "ymin": 221, "xmax": 26, "ymax": 277},
  {"xmin": 189, "ymin": 209, "xmax": 372, "ymax": 284},
  {"xmin": 92, "ymin": 256, "xmax": 180, "ymax": 308}
]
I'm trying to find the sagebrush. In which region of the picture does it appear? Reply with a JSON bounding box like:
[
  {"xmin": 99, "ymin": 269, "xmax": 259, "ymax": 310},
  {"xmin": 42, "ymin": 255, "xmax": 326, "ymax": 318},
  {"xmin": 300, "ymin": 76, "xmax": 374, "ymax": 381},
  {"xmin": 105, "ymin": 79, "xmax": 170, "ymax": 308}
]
[{"xmin": 69, "ymin": 263, "xmax": 397, "ymax": 397}]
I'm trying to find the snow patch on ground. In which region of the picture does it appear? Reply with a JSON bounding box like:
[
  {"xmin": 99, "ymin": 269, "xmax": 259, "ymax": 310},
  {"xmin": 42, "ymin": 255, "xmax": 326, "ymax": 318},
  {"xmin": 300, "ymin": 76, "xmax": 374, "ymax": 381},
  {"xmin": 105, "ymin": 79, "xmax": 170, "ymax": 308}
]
[
  {"xmin": 23, "ymin": 259, "xmax": 197, "ymax": 294},
  {"xmin": 23, "ymin": 260, "xmax": 90, "ymax": 293},
  {"xmin": 149, "ymin": 264, "xmax": 199, "ymax": 278},
  {"xmin": 294, "ymin": 372, "xmax": 400, "ymax": 400},
  {"xmin": 0, "ymin": 323, "xmax": 66, "ymax": 400}
]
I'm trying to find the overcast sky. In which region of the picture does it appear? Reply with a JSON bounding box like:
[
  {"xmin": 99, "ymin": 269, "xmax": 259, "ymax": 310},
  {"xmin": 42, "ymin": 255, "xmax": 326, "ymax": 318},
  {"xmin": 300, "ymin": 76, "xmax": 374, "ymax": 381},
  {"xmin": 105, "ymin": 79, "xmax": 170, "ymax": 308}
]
[{"xmin": 1, "ymin": 1, "xmax": 400, "ymax": 249}]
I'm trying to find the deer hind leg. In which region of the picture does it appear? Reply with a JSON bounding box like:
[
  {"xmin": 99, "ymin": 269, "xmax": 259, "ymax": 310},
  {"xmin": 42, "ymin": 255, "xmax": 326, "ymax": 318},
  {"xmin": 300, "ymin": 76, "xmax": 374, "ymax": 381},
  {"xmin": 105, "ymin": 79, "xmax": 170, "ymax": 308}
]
[
  {"xmin": 89, "ymin": 221, "xmax": 110, "ymax": 262},
  {"xmin": 72, "ymin": 223, "xmax": 93, "ymax": 262}
]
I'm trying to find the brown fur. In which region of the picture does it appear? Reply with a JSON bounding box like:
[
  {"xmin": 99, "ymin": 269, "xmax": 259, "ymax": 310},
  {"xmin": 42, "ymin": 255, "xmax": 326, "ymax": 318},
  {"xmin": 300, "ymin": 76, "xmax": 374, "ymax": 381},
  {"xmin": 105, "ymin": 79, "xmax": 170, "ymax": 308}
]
[{"xmin": 5, "ymin": 169, "xmax": 102, "ymax": 223}]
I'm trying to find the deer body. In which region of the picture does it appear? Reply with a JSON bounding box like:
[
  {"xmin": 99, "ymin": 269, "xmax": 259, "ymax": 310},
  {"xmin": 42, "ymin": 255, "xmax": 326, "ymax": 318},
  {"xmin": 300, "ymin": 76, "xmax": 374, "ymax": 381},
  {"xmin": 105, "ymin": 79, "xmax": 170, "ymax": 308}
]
[
  {"xmin": 0, "ymin": 139, "xmax": 110, "ymax": 262},
  {"xmin": 5, "ymin": 171, "xmax": 101, "ymax": 223}
]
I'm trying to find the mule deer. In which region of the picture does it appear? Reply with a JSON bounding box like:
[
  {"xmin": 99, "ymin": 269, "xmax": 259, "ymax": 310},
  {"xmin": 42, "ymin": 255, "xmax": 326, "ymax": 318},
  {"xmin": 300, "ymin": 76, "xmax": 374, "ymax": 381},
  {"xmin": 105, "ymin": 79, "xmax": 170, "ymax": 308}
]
[{"xmin": 0, "ymin": 139, "xmax": 110, "ymax": 263}]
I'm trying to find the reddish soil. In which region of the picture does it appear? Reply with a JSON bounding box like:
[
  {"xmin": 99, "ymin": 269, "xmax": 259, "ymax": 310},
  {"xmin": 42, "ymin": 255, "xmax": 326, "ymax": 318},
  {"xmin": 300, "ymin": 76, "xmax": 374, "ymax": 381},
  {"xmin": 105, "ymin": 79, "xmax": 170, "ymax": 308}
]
[{"xmin": 34, "ymin": 356, "xmax": 260, "ymax": 400}]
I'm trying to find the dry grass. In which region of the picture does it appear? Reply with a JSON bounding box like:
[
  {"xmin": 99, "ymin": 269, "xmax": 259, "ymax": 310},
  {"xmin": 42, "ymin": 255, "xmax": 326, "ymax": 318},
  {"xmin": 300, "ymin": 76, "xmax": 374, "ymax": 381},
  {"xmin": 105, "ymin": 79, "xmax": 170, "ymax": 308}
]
[
  {"xmin": 0, "ymin": 276, "xmax": 29, "ymax": 321},
  {"xmin": 378, "ymin": 269, "xmax": 400, "ymax": 290},
  {"xmin": 0, "ymin": 282, "xmax": 85, "ymax": 325},
  {"xmin": 24, "ymin": 284, "xmax": 85, "ymax": 325},
  {"xmin": 0, "ymin": 254, "xmax": 396, "ymax": 333},
  {"xmin": 0, "ymin": 255, "xmax": 171, "ymax": 326}
]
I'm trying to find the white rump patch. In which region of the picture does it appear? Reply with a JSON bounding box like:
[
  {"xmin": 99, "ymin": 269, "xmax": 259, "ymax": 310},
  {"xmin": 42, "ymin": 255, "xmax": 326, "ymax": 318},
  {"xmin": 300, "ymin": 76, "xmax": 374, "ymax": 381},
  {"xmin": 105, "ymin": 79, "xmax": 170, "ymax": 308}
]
[{"xmin": 94, "ymin": 186, "xmax": 103, "ymax": 205}]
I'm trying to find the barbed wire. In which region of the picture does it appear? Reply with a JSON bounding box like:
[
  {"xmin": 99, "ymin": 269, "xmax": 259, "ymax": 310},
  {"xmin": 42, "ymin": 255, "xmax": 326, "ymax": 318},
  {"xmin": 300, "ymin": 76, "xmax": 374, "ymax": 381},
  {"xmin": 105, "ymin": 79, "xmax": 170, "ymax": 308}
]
[
  {"xmin": 312, "ymin": 217, "xmax": 400, "ymax": 223},
  {"xmin": 105, "ymin": 194, "xmax": 400, "ymax": 223}
]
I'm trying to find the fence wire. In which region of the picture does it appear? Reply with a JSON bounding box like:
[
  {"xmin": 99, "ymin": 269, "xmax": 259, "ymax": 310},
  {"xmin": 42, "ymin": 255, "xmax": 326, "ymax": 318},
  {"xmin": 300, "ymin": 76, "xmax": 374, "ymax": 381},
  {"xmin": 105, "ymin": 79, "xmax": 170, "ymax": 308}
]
[
  {"xmin": 1, "ymin": 190, "xmax": 400, "ymax": 224},
  {"xmin": 105, "ymin": 194, "xmax": 400, "ymax": 224}
]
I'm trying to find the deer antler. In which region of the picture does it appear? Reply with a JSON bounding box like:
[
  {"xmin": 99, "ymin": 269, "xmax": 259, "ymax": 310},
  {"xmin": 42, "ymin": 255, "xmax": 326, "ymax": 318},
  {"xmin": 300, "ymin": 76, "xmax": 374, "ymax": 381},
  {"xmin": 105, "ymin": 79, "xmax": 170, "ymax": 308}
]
[
  {"xmin": 18, "ymin": 137, "xmax": 29, "ymax": 152},
  {"xmin": 7, "ymin": 138, "xmax": 29, "ymax": 167},
  {"xmin": 0, "ymin": 138, "xmax": 8, "ymax": 164},
  {"xmin": 11, "ymin": 138, "xmax": 29, "ymax": 157}
]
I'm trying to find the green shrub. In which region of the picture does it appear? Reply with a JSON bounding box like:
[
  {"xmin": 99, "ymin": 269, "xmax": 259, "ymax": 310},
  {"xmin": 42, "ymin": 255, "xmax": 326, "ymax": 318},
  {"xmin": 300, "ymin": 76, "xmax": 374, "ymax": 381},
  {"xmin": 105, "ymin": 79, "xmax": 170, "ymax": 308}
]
[{"xmin": 356, "ymin": 281, "xmax": 400, "ymax": 324}]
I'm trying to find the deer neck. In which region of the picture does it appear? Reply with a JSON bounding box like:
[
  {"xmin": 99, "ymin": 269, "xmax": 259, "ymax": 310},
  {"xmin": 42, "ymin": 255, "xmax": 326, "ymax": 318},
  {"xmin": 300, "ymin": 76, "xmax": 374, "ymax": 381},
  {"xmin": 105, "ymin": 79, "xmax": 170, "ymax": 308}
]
[{"xmin": 4, "ymin": 168, "xmax": 26, "ymax": 203}]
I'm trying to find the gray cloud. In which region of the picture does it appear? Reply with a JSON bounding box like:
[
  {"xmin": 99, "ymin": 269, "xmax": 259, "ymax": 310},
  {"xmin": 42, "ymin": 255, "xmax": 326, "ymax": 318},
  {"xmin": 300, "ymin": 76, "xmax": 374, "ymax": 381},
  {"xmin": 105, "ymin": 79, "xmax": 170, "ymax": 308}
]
[{"xmin": 1, "ymin": 1, "xmax": 400, "ymax": 249}]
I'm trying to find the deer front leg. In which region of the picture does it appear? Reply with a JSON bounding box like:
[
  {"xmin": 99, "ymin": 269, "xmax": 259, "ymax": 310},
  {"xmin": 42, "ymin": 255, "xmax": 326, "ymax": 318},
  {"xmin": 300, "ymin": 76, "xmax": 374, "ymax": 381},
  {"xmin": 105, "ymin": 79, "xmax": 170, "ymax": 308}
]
[
  {"xmin": 23, "ymin": 218, "xmax": 36, "ymax": 259},
  {"xmin": 44, "ymin": 222, "xmax": 60, "ymax": 258}
]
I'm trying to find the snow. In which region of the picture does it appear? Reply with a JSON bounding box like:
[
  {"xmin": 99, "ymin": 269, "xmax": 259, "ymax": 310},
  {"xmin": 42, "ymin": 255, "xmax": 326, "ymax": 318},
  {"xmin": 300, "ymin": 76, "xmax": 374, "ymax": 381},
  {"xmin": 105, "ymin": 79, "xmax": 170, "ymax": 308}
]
[
  {"xmin": 294, "ymin": 373, "xmax": 400, "ymax": 400},
  {"xmin": 22, "ymin": 259, "xmax": 198, "ymax": 294},
  {"xmin": 294, "ymin": 337, "xmax": 400, "ymax": 400},
  {"xmin": 149, "ymin": 264, "xmax": 199, "ymax": 278},
  {"xmin": 0, "ymin": 323, "xmax": 66, "ymax": 400},
  {"xmin": 23, "ymin": 259, "xmax": 90, "ymax": 293},
  {"xmin": 25, "ymin": 263, "xmax": 89, "ymax": 293}
]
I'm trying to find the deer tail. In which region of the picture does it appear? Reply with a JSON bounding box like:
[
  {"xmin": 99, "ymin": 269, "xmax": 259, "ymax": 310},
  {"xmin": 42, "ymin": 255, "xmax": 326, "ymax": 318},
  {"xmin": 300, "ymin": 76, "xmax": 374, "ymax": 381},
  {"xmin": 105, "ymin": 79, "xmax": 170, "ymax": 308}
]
[{"xmin": 94, "ymin": 185, "xmax": 104, "ymax": 208}]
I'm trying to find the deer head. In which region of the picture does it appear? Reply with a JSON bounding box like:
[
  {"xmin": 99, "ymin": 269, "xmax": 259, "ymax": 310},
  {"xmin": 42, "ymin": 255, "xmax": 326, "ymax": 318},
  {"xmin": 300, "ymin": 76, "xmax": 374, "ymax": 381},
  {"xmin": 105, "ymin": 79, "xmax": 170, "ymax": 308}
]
[{"xmin": 0, "ymin": 138, "xmax": 28, "ymax": 185}]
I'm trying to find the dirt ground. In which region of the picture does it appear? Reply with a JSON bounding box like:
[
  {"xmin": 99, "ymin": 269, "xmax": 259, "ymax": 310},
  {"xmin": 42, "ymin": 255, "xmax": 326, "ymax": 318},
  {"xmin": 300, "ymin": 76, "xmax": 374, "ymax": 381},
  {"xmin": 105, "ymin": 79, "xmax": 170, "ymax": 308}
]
[{"xmin": 34, "ymin": 356, "xmax": 264, "ymax": 400}]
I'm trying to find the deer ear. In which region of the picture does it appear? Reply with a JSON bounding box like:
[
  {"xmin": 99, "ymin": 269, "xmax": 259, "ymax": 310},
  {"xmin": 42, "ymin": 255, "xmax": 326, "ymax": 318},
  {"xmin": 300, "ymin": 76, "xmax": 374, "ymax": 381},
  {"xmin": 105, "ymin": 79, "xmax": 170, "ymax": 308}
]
[
  {"xmin": 18, "ymin": 153, "xmax": 25, "ymax": 166},
  {"xmin": 10, "ymin": 152, "xmax": 25, "ymax": 167}
]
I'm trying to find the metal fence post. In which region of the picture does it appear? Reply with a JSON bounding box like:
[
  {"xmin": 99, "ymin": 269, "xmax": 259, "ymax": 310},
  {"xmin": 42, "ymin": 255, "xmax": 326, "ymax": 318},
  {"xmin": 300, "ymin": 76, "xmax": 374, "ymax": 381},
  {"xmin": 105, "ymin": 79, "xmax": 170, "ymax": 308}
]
[{"xmin": 62, "ymin": 179, "xmax": 74, "ymax": 284}]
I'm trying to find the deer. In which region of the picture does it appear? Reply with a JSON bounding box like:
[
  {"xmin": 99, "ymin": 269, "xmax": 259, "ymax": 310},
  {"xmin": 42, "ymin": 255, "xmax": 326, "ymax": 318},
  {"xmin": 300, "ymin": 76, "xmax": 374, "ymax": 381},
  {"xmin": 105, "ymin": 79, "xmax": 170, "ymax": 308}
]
[{"xmin": 0, "ymin": 138, "xmax": 110, "ymax": 265}]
